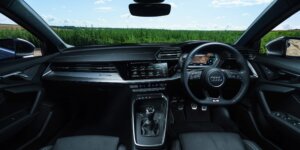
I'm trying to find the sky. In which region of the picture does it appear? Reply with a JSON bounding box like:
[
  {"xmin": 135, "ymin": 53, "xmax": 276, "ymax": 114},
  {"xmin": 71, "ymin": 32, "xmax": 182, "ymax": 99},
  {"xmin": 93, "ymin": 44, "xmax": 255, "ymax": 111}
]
[{"xmin": 0, "ymin": 0, "xmax": 299, "ymax": 30}]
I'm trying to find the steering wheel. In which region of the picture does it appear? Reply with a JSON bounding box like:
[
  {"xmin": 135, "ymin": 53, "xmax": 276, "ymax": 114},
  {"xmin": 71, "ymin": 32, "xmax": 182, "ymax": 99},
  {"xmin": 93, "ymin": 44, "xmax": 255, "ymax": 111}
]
[{"xmin": 182, "ymin": 42, "xmax": 250, "ymax": 105}]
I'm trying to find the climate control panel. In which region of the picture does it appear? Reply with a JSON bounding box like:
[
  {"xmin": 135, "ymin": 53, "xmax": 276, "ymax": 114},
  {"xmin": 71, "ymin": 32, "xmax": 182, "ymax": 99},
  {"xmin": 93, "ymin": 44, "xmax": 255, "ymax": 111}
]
[{"xmin": 129, "ymin": 83, "xmax": 167, "ymax": 93}]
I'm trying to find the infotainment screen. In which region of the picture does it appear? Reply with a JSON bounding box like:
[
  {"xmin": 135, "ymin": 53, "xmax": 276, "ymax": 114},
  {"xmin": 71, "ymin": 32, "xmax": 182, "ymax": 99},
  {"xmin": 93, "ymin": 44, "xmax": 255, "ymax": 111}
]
[{"xmin": 128, "ymin": 62, "xmax": 168, "ymax": 79}]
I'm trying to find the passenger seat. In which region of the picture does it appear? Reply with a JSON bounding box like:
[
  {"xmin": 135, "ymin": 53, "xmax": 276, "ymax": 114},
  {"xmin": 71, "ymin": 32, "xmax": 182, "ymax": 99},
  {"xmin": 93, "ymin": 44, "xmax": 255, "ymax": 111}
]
[{"xmin": 40, "ymin": 135, "xmax": 126, "ymax": 150}]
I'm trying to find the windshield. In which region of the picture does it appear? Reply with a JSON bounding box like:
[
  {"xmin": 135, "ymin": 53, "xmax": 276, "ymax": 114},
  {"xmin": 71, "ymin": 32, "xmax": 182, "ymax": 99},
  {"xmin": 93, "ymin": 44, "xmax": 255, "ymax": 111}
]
[{"xmin": 24, "ymin": 0, "xmax": 273, "ymax": 46}]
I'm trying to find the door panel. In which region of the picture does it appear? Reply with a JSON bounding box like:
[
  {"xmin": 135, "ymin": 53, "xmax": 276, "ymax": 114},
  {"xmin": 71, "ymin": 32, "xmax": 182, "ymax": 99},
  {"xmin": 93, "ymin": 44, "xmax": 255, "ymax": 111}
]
[
  {"xmin": 253, "ymin": 55, "xmax": 300, "ymax": 150},
  {"xmin": 0, "ymin": 86, "xmax": 43, "ymax": 141},
  {"xmin": 0, "ymin": 56, "xmax": 52, "ymax": 149}
]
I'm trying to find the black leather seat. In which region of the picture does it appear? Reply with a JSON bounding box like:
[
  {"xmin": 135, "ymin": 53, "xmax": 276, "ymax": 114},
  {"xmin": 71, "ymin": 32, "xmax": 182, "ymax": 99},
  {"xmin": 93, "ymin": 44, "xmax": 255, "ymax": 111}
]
[
  {"xmin": 172, "ymin": 132, "xmax": 261, "ymax": 150},
  {"xmin": 40, "ymin": 135, "xmax": 126, "ymax": 150}
]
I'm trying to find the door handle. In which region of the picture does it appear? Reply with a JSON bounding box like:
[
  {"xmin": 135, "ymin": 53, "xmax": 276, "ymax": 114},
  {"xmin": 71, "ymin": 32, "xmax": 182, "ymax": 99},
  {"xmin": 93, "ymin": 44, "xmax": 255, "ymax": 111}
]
[{"xmin": 0, "ymin": 71, "xmax": 29, "ymax": 80}]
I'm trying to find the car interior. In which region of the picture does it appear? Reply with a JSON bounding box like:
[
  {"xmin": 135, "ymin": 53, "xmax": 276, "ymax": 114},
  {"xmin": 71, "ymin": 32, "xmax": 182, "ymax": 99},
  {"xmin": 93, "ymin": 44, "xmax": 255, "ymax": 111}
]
[{"xmin": 0, "ymin": 0, "xmax": 300, "ymax": 150}]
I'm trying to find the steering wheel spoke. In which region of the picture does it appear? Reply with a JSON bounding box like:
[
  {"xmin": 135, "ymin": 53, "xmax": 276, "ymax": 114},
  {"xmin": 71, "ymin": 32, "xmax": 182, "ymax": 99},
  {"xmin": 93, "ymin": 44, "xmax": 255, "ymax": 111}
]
[
  {"xmin": 205, "ymin": 95, "xmax": 223, "ymax": 104},
  {"xmin": 221, "ymin": 69, "xmax": 243, "ymax": 81},
  {"xmin": 187, "ymin": 70, "xmax": 203, "ymax": 80}
]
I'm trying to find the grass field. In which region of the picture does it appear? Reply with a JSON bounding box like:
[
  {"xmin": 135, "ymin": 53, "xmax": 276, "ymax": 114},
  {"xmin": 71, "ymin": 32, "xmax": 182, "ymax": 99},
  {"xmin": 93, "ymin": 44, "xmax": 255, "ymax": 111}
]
[{"xmin": 1, "ymin": 24, "xmax": 300, "ymax": 54}]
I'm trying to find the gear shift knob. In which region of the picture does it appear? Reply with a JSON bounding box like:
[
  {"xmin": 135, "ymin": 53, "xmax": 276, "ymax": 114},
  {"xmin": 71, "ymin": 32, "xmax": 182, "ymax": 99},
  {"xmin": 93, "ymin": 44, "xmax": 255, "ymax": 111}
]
[
  {"xmin": 145, "ymin": 106, "xmax": 155, "ymax": 121},
  {"xmin": 141, "ymin": 106, "xmax": 159, "ymax": 136}
]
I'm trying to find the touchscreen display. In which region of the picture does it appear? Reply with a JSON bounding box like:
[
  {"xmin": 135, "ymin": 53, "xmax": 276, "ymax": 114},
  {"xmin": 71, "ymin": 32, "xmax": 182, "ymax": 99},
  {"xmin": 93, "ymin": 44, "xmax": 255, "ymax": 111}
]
[{"xmin": 129, "ymin": 62, "xmax": 168, "ymax": 79}]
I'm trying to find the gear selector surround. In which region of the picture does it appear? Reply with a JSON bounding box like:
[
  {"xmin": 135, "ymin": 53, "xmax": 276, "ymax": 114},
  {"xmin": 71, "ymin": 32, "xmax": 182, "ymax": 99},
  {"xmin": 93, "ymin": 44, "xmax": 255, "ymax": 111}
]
[{"xmin": 132, "ymin": 93, "xmax": 168, "ymax": 148}]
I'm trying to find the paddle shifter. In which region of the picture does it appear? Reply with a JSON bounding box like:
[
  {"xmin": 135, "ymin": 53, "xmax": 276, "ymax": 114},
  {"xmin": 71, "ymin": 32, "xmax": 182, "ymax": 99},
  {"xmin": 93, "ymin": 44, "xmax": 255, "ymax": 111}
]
[{"xmin": 141, "ymin": 106, "xmax": 159, "ymax": 136}]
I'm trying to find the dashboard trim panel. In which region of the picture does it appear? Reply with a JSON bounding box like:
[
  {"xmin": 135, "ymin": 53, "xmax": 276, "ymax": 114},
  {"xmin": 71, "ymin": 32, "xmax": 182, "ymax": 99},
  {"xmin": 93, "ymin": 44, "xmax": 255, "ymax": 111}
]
[
  {"xmin": 43, "ymin": 61, "xmax": 258, "ymax": 84},
  {"xmin": 43, "ymin": 69, "xmax": 181, "ymax": 84}
]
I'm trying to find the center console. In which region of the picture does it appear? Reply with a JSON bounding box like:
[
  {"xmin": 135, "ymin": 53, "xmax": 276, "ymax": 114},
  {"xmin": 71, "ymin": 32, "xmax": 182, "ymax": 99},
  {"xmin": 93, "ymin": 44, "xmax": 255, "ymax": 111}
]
[{"xmin": 132, "ymin": 93, "xmax": 168, "ymax": 149}]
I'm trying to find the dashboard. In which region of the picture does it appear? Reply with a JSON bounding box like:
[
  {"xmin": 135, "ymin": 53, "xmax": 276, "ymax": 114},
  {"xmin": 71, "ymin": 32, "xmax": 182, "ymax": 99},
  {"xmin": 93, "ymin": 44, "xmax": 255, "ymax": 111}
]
[{"xmin": 42, "ymin": 42, "xmax": 258, "ymax": 84}]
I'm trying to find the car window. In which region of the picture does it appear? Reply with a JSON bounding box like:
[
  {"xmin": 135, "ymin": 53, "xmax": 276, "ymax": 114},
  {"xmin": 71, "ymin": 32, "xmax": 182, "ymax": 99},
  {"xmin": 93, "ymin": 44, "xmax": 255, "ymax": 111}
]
[
  {"xmin": 261, "ymin": 11, "xmax": 300, "ymax": 54},
  {"xmin": 0, "ymin": 13, "xmax": 42, "ymax": 62},
  {"xmin": 25, "ymin": 0, "xmax": 272, "ymax": 47}
]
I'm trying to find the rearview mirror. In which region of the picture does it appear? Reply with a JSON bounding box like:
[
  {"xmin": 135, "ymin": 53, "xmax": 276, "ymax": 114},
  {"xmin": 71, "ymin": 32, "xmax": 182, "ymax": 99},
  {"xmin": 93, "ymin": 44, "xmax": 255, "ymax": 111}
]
[
  {"xmin": 0, "ymin": 38, "xmax": 35, "ymax": 60},
  {"xmin": 134, "ymin": 0, "xmax": 165, "ymax": 2},
  {"xmin": 266, "ymin": 37, "xmax": 300, "ymax": 57},
  {"xmin": 129, "ymin": 3, "xmax": 171, "ymax": 17}
]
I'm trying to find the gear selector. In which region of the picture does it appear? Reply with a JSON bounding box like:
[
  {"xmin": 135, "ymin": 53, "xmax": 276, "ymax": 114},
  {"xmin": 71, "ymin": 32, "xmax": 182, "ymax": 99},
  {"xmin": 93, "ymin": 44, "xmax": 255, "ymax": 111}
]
[
  {"xmin": 132, "ymin": 93, "xmax": 168, "ymax": 148},
  {"xmin": 141, "ymin": 106, "xmax": 159, "ymax": 136}
]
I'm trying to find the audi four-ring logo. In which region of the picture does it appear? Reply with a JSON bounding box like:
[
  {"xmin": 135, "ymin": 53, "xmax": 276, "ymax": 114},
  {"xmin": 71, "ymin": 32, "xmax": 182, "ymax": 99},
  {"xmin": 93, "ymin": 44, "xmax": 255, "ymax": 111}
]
[
  {"xmin": 209, "ymin": 76, "xmax": 223, "ymax": 82},
  {"xmin": 208, "ymin": 72, "xmax": 225, "ymax": 87}
]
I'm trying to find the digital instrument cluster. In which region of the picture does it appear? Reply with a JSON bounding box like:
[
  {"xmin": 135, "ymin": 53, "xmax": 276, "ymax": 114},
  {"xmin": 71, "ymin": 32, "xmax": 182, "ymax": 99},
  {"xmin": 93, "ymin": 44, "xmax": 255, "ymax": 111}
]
[{"xmin": 189, "ymin": 53, "xmax": 217, "ymax": 67}]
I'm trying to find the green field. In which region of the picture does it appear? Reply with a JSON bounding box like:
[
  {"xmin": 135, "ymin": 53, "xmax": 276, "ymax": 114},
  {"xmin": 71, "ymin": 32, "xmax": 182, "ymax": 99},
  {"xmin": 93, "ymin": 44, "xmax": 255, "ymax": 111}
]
[{"xmin": 0, "ymin": 26, "xmax": 299, "ymax": 53}]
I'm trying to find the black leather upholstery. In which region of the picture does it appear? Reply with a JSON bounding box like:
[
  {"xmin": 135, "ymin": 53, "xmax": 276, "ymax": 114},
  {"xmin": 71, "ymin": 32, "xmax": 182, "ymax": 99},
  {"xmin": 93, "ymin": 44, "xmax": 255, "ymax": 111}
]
[
  {"xmin": 41, "ymin": 135, "xmax": 126, "ymax": 150},
  {"xmin": 172, "ymin": 132, "xmax": 261, "ymax": 150},
  {"xmin": 243, "ymin": 140, "xmax": 261, "ymax": 150}
]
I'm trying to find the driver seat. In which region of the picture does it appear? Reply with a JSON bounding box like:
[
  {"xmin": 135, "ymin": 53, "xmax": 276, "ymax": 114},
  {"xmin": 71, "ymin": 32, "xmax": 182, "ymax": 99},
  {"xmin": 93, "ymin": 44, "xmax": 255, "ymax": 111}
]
[{"xmin": 171, "ymin": 132, "xmax": 261, "ymax": 150}]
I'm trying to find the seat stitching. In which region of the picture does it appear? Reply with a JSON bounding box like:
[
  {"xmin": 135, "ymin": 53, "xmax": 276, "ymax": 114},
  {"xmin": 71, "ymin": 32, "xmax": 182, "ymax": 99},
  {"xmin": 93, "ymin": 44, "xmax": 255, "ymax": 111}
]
[
  {"xmin": 248, "ymin": 141, "xmax": 257, "ymax": 150},
  {"xmin": 245, "ymin": 141, "xmax": 258, "ymax": 150}
]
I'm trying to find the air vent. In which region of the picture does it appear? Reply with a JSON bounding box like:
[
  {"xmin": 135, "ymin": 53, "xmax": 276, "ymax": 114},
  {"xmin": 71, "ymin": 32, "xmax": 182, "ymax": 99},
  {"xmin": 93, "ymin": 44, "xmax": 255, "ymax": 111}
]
[
  {"xmin": 237, "ymin": 48, "xmax": 258, "ymax": 60},
  {"xmin": 50, "ymin": 63, "xmax": 117, "ymax": 73},
  {"xmin": 156, "ymin": 47, "xmax": 182, "ymax": 60}
]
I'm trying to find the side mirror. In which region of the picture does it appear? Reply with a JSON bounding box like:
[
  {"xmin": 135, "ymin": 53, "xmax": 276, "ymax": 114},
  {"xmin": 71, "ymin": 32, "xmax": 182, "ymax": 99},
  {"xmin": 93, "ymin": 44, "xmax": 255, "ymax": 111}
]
[
  {"xmin": 0, "ymin": 38, "xmax": 35, "ymax": 60},
  {"xmin": 266, "ymin": 36, "xmax": 300, "ymax": 57}
]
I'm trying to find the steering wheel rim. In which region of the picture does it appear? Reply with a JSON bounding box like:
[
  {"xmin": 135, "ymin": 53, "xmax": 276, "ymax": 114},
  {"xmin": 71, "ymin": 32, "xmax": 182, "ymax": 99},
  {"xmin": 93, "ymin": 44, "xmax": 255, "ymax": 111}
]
[{"xmin": 182, "ymin": 42, "xmax": 250, "ymax": 105}]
